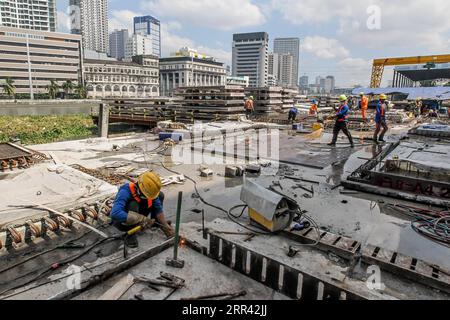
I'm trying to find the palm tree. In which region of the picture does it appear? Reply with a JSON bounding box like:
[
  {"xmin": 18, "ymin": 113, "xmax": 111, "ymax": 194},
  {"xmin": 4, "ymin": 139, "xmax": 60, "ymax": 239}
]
[
  {"xmin": 62, "ymin": 80, "xmax": 74, "ymax": 99},
  {"xmin": 2, "ymin": 77, "xmax": 16, "ymax": 100},
  {"xmin": 46, "ymin": 80, "xmax": 59, "ymax": 99},
  {"xmin": 75, "ymin": 84, "xmax": 87, "ymax": 99}
]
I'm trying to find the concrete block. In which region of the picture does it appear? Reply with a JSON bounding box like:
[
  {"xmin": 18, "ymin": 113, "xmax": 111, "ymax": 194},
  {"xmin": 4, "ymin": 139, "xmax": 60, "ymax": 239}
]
[
  {"xmin": 225, "ymin": 166, "xmax": 244, "ymax": 178},
  {"xmin": 245, "ymin": 164, "xmax": 261, "ymax": 174}
]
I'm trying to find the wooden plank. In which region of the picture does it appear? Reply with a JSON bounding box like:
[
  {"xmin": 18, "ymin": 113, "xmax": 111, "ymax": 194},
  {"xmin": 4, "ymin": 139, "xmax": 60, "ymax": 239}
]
[{"xmin": 98, "ymin": 274, "xmax": 135, "ymax": 300}]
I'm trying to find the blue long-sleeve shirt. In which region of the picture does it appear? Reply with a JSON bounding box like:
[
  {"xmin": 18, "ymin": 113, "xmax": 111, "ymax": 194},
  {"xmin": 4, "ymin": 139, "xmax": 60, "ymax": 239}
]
[
  {"xmin": 336, "ymin": 104, "xmax": 349, "ymax": 122},
  {"xmin": 111, "ymin": 184, "xmax": 164, "ymax": 223}
]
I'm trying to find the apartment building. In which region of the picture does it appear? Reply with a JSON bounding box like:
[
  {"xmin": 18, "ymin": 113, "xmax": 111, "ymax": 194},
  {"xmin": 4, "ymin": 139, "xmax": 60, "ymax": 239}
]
[
  {"xmin": 0, "ymin": 0, "xmax": 57, "ymax": 32},
  {"xmin": 125, "ymin": 34, "xmax": 153, "ymax": 61},
  {"xmin": 134, "ymin": 15, "xmax": 161, "ymax": 57},
  {"xmin": 232, "ymin": 32, "xmax": 269, "ymax": 87},
  {"xmin": 0, "ymin": 26, "xmax": 83, "ymax": 96},
  {"xmin": 274, "ymin": 38, "xmax": 300, "ymax": 88},
  {"xmin": 69, "ymin": 0, "xmax": 108, "ymax": 53},
  {"xmin": 269, "ymin": 52, "xmax": 295, "ymax": 88},
  {"xmin": 109, "ymin": 29, "xmax": 128, "ymax": 60}
]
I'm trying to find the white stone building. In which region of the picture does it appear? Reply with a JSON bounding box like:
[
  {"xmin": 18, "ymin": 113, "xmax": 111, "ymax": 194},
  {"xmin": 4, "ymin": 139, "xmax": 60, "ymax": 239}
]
[{"xmin": 84, "ymin": 55, "xmax": 159, "ymax": 99}]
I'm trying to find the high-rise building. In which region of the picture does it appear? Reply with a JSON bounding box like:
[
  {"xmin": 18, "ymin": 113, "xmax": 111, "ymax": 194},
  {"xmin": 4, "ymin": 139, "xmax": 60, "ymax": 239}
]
[
  {"xmin": 133, "ymin": 15, "xmax": 161, "ymax": 57},
  {"xmin": 0, "ymin": 0, "xmax": 57, "ymax": 32},
  {"xmin": 69, "ymin": 0, "xmax": 109, "ymax": 53},
  {"xmin": 125, "ymin": 34, "xmax": 153, "ymax": 60},
  {"xmin": 109, "ymin": 29, "xmax": 129, "ymax": 60},
  {"xmin": 299, "ymin": 75, "xmax": 309, "ymax": 88},
  {"xmin": 274, "ymin": 38, "xmax": 300, "ymax": 87},
  {"xmin": 269, "ymin": 53, "xmax": 294, "ymax": 88},
  {"xmin": 325, "ymin": 76, "xmax": 335, "ymax": 94},
  {"xmin": 232, "ymin": 32, "xmax": 269, "ymax": 87}
]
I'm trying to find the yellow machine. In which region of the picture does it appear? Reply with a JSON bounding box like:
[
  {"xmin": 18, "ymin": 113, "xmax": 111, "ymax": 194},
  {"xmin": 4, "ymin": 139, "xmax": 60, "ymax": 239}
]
[
  {"xmin": 240, "ymin": 179, "xmax": 300, "ymax": 232},
  {"xmin": 370, "ymin": 54, "xmax": 450, "ymax": 88}
]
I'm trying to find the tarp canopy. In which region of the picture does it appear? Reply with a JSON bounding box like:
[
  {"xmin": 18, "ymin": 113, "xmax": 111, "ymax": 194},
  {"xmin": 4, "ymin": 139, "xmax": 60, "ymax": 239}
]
[{"xmin": 352, "ymin": 87, "xmax": 450, "ymax": 100}]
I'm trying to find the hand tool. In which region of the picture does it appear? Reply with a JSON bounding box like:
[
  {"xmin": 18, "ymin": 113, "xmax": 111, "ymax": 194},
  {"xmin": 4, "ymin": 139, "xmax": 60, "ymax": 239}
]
[{"xmin": 166, "ymin": 191, "xmax": 185, "ymax": 268}]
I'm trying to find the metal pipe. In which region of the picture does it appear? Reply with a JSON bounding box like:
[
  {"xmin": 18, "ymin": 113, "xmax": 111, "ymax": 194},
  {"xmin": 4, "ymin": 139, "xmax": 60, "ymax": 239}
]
[{"xmin": 173, "ymin": 191, "xmax": 183, "ymax": 261}]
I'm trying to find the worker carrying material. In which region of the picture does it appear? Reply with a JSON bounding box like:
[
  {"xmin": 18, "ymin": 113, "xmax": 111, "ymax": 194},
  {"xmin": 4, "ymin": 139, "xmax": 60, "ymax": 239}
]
[
  {"xmin": 111, "ymin": 172, "xmax": 175, "ymax": 248},
  {"xmin": 244, "ymin": 96, "xmax": 254, "ymax": 120},
  {"xmin": 309, "ymin": 100, "xmax": 319, "ymax": 116},
  {"xmin": 359, "ymin": 93, "xmax": 369, "ymax": 121},
  {"xmin": 328, "ymin": 95, "xmax": 354, "ymax": 148},
  {"xmin": 288, "ymin": 106, "xmax": 298, "ymax": 122},
  {"xmin": 373, "ymin": 94, "xmax": 389, "ymax": 143}
]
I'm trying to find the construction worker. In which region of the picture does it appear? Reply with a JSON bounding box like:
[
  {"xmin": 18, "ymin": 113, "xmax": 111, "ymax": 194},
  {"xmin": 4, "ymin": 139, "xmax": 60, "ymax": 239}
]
[
  {"xmin": 328, "ymin": 95, "xmax": 354, "ymax": 148},
  {"xmin": 359, "ymin": 92, "xmax": 369, "ymax": 122},
  {"xmin": 288, "ymin": 105, "xmax": 299, "ymax": 122},
  {"xmin": 373, "ymin": 94, "xmax": 389, "ymax": 143},
  {"xmin": 414, "ymin": 98, "xmax": 423, "ymax": 117},
  {"xmin": 309, "ymin": 100, "xmax": 319, "ymax": 116},
  {"xmin": 244, "ymin": 96, "xmax": 254, "ymax": 119},
  {"xmin": 111, "ymin": 172, "xmax": 175, "ymax": 248}
]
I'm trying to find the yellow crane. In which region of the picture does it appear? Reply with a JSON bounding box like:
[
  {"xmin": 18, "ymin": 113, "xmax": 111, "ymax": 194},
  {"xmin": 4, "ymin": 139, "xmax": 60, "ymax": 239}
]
[{"xmin": 370, "ymin": 54, "xmax": 450, "ymax": 88}]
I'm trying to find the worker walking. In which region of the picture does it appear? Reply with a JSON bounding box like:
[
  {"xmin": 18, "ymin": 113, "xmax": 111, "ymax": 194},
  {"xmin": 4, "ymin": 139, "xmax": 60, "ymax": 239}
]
[
  {"xmin": 288, "ymin": 105, "xmax": 299, "ymax": 122},
  {"xmin": 373, "ymin": 94, "xmax": 389, "ymax": 143},
  {"xmin": 244, "ymin": 96, "xmax": 255, "ymax": 120},
  {"xmin": 328, "ymin": 95, "xmax": 354, "ymax": 148},
  {"xmin": 309, "ymin": 99, "xmax": 319, "ymax": 116},
  {"xmin": 111, "ymin": 172, "xmax": 175, "ymax": 248},
  {"xmin": 359, "ymin": 93, "xmax": 369, "ymax": 122}
]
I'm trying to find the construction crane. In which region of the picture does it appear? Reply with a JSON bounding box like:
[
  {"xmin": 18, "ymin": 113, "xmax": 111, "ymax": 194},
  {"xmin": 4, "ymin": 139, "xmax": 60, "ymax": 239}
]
[{"xmin": 370, "ymin": 54, "xmax": 450, "ymax": 88}]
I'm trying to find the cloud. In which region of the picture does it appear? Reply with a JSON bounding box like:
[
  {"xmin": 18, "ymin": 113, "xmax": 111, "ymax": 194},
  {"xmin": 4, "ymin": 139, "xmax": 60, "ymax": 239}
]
[
  {"xmin": 109, "ymin": 10, "xmax": 141, "ymax": 32},
  {"xmin": 141, "ymin": 0, "xmax": 266, "ymax": 30},
  {"xmin": 161, "ymin": 22, "xmax": 231, "ymax": 65},
  {"xmin": 273, "ymin": 0, "xmax": 450, "ymax": 52},
  {"xmin": 57, "ymin": 11, "xmax": 70, "ymax": 33},
  {"xmin": 303, "ymin": 36, "xmax": 350, "ymax": 59}
]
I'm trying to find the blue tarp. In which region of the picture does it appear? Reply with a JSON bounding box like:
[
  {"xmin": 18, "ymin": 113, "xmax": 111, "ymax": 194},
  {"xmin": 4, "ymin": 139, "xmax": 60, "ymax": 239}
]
[{"xmin": 352, "ymin": 87, "xmax": 450, "ymax": 100}]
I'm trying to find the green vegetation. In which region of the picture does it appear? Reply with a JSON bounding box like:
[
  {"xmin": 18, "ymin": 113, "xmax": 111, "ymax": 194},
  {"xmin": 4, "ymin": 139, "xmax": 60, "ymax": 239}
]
[
  {"xmin": 2, "ymin": 77, "xmax": 16, "ymax": 100},
  {"xmin": 0, "ymin": 114, "xmax": 96, "ymax": 145},
  {"xmin": 46, "ymin": 80, "xmax": 59, "ymax": 99}
]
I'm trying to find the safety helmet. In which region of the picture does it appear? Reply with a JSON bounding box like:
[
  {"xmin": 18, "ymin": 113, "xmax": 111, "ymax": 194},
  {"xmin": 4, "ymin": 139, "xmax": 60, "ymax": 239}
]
[
  {"xmin": 249, "ymin": 96, "xmax": 254, "ymax": 100},
  {"xmin": 380, "ymin": 94, "xmax": 387, "ymax": 100},
  {"xmin": 137, "ymin": 172, "xmax": 162, "ymax": 200},
  {"xmin": 312, "ymin": 99, "xmax": 318, "ymax": 104},
  {"xmin": 359, "ymin": 92, "xmax": 365, "ymax": 96},
  {"xmin": 339, "ymin": 95, "xmax": 348, "ymax": 102},
  {"xmin": 416, "ymin": 97, "xmax": 422, "ymax": 101}
]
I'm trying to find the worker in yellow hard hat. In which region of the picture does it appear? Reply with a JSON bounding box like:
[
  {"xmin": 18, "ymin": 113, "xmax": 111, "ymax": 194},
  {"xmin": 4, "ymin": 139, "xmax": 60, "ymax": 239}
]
[
  {"xmin": 328, "ymin": 95, "xmax": 354, "ymax": 147},
  {"xmin": 111, "ymin": 171, "xmax": 175, "ymax": 247},
  {"xmin": 373, "ymin": 94, "xmax": 389, "ymax": 143}
]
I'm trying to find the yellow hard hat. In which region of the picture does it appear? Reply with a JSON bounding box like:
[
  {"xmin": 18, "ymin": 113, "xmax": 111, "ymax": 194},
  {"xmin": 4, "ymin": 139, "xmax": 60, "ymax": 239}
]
[
  {"xmin": 380, "ymin": 94, "xmax": 387, "ymax": 100},
  {"xmin": 339, "ymin": 95, "xmax": 348, "ymax": 102},
  {"xmin": 137, "ymin": 172, "xmax": 162, "ymax": 200},
  {"xmin": 359, "ymin": 92, "xmax": 364, "ymax": 96},
  {"xmin": 249, "ymin": 96, "xmax": 254, "ymax": 100},
  {"xmin": 416, "ymin": 97, "xmax": 422, "ymax": 101}
]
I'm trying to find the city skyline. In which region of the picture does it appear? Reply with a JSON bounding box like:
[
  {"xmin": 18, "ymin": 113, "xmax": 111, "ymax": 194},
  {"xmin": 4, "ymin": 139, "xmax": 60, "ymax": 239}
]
[{"xmin": 55, "ymin": 0, "xmax": 450, "ymax": 87}]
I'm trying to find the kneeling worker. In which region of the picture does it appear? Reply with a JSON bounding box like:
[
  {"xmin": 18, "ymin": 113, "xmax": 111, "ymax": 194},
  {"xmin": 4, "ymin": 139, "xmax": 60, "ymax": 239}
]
[
  {"xmin": 328, "ymin": 95, "xmax": 354, "ymax": 148},
  {"xmin": 111, "ymin": 172, "xmax": 175, "ymax": 248},
  {"xmin": 288, "ymin": 105, "xmax": 299, "ymax": 122}
]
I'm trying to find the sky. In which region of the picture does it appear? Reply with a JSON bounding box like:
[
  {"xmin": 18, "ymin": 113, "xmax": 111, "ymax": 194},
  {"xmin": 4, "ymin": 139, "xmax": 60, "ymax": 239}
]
[{"xmin": 56, "ymin": 0, "xmax": 450, "ymax": 87}]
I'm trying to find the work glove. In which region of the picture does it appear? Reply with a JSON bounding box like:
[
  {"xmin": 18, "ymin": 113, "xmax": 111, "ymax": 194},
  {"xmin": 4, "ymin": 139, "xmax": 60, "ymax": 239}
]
[
  {"xmin": 125, "ymin": 211, "xmax": 155, "ymax": 229},
  {"xmin": 161, "ymin": 224, "xmax": 175, "ymax": 238}
]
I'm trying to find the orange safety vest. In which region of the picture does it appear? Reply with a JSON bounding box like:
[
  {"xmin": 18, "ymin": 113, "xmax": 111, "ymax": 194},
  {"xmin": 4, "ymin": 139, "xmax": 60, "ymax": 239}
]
[
  {"xmin": 129, "ymin": 183, "xmax": 153, "ymax": 208},
  {"xmin": 244, "ymin": 100, "xmax": 253, "ymax": 110},
  {"xmin": 361, "ymin": 96, "xmax": 368, "ymax": 110},
  {"xmin": 309, "ymin": 104, "xmax": 318, "ymax": 115}
]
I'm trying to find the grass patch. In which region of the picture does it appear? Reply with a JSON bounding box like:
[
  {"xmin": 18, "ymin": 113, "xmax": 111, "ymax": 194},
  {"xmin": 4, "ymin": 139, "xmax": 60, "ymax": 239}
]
[{"xmin": 0, "ymin": 114, "xmax": 97, "ymax": 145}]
